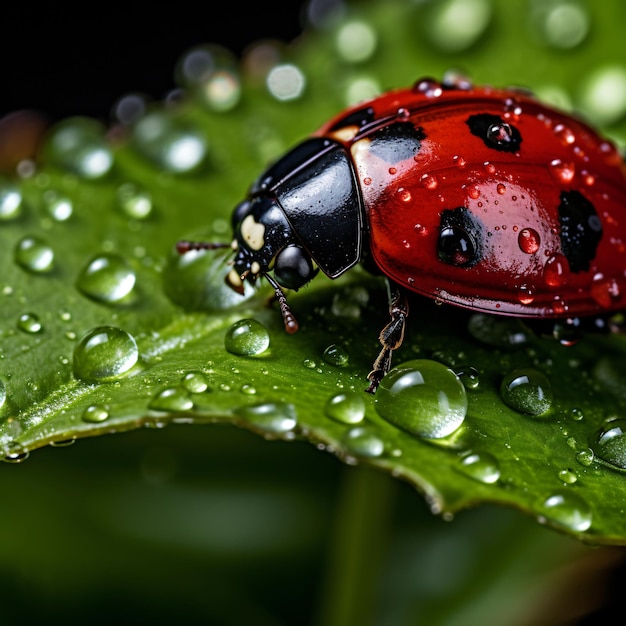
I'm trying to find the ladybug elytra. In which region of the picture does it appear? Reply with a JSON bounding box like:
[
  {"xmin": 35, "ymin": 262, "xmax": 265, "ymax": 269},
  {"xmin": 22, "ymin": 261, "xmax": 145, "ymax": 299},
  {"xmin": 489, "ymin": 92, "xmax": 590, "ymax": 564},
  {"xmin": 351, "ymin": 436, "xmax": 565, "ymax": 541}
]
[{"xmin": 178, "ymin": 76, "xmax": 626, "ymax": 392}]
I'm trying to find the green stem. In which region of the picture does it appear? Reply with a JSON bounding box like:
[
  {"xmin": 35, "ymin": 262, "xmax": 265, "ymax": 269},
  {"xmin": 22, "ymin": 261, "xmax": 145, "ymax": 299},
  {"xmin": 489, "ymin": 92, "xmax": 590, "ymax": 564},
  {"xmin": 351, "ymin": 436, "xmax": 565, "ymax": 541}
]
[{"xmin": 313, "ymin": 464, "xmax": 396, "ymax": 626}]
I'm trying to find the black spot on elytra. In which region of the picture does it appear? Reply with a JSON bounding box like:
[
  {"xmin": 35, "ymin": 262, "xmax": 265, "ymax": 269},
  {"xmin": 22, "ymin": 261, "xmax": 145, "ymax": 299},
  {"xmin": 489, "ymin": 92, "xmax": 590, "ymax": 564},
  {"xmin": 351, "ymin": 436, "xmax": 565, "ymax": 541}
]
[
  {"xmin": 558, "ymin": 190, "xmax": 602, "ymax": 273},
  {"xmin": 368, "ymin": 122, "xmax": 426, "ymax": 164},
  {"xmin": 328, "ymin": 106, "xmax": 375, "ymax": 132},
  {"xmin": 438, "ymin": 207, "xmax": 484, "ymax": 268},
  {"xmin": 466, "ymin": 113, "xmax": 522, "ymax": 153}
]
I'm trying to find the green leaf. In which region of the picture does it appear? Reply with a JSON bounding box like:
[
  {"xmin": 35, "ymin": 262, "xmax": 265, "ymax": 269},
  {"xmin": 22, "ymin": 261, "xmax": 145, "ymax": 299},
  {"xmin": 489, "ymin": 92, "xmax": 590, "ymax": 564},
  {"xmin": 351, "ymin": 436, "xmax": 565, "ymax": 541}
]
[{"xmin": 2, "ymin": 0, "xmax": 626, "ymax": 547}]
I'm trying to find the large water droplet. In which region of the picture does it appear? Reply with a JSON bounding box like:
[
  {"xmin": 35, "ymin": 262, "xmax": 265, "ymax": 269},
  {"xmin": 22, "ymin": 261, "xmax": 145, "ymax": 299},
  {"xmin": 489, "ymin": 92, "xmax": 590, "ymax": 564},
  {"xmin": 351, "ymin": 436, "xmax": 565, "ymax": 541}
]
[
  {"xmin": 15, "ymin": 236, "xmax": 54, "ymax": 273},
  {"xmin": 375, "ymin": 359, "xmax": 467, "ymax": 439},
  {"xmin": 149, "ymin": 387, "xmax": 194, "ymax": 412},
  {"xmin": 181, "ymin": 371, "xmax": 209, "ymax": 393},
  {"xmin": 132, "ymin": 111, "xmax": 207, "ymax": 173},
  {"xmin": 82, "ymin": 404, "xmax": 110, "ymax": 423},
  {"xmin": 325, "ymin": 392, "xmax": 366, "ymax": 424},
  {"xmin": 322, "ymin": 344, "xmax": 349, "ymax": 367},
  {"xmin": 76, "ymin": 253, "xmax": 136, "ymax": 304},
  {"xmin": 538, "ymin": 491, "xmax": 592, "ymax": 532},
  {"xmin": 500, "ymin": 368, "xmax": 553, "ymax": 416},
  {"xmin": 73, "ymin": 326, "xmax": 139, "ymax": 383},
  {"xmin": 224, "ymin": 319, "xmax": 270, "ymax": 356},
  {"xmin": 235, "ymin": 402, "xmax": 297, "ymax": 434},
  {"xmin": 45, "ymin": 117, "xmax": 113, "ymax": 178},
  {"xmin": 591, "ymin": 418, "xmax": 626, "ymax": 470}
]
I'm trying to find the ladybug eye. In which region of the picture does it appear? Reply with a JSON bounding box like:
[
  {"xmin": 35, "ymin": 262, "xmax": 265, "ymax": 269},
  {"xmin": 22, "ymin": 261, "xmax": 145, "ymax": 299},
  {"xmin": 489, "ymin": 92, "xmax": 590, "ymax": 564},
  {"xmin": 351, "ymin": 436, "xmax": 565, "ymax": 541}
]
[
  {"xmin": 438, "ymin": 226, "xmax": 478, "ymax": 267},
  {"xmin": 274, "ymin": 245, "xmax": 317, "ymax": 290}
]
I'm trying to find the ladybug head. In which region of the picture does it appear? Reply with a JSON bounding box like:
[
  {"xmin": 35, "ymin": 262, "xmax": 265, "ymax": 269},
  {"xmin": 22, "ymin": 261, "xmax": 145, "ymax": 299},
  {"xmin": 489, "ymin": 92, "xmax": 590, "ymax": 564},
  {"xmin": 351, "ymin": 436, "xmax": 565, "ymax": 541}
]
[{"xmin": 226, "ymin": 195, "xmax": 318, "ymax": 294}]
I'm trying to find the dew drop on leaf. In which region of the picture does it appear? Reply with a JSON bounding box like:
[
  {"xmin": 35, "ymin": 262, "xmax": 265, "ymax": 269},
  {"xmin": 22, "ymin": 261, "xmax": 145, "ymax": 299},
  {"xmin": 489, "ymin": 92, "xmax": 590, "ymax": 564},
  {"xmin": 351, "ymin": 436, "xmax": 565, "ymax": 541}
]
[
  {"xmin": 500, "ymin": 368, "xmax": 553, "ymax": 416},
  {"xmin": 375, "ymin": 359, "xmax": 467, "ymax": 439},
  {"xmin": 181, "ymin": 371, "xmax": 209, "ymax": 393},
  {"xmin": 322, "ymin": 344, "xmax": 349, "ymax": 367},
  {"xmin": 342, "ymin": 425, "xmax": 384, "ymax": 457},
  {"xmin": 591, "ymin": 418, "xmax": 626, "ymax": 470},
  {"xmin": 17, "ymin": 313, "xmax": 43, "ymax": 334},
  {"xmin": 457, "ymin": 451, "xmax": 500, "ymax": 484},
  {"xmin": 538, "ymin": 490, "xmax": 592, "ymax": 532},
  {"xmin": 234, "ymin": 402, "xmax": 297, "ymax": 434},
  {"xmin": 76, "ymin": 253, "xmax": 136, "ymax": 304},
  {"xmin": 149, "ymin": 387, "xmax": 194, "ymax": 412},
  {"xmin": 224, "ymin": 319, "xmax": 270, "ymax": 356},
  {"xmin": 82, "ymin": 404, "xmax": 110, "ymax": 423},
  {"xmin": 325, "ymin": 392, "xmax": 366, "ymax": 424},
  {"xmin": 15, "ymin": 236, "xmax": 54, "ymax": 273},
  {"xmin": 73, "ymin": 326, "xmax": 139, "ymax": 383}
]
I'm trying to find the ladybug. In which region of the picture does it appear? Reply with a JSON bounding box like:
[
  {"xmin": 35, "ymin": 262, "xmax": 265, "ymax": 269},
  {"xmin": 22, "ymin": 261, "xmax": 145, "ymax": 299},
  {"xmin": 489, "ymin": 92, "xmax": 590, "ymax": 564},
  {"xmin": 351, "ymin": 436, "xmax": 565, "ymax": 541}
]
[{"xmin": 178, "ymin": 76, "xmax": 626, "ymax": 393}]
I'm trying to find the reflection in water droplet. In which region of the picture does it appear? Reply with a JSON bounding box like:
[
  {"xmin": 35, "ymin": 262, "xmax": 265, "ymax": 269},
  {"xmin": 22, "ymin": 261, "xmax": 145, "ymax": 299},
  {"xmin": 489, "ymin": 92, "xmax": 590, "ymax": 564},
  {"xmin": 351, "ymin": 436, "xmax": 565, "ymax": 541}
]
[
  {"xmin": 342, "ymin": 425, "xmax": 384, "ymax": 457},
  {"xmin": 235, "ymin": 402, "xmax": 297, "ymax": 434},
  {"xmin": 76, "ymin": 253, "xmax": 136, "ymax": 304},
  {"xmin": 538, "ymin": 491, "xmax": 592, "ymax": 532},
  {"xmin": 17, "ymin": 313, "xmax": 42, "ymax": 334},
  {"xmin": 225, "ymin": 319, "xmax": 270, "ymax": 356},
  {"xmin": 375, "ymin": 359, "xmax": 467, "ymax": 439},
  {"xmin": 149, "ymin": 387, "xmax": 194, "ymax": 412},
  {"xmin": 82, "ymin": 404, "xmax": 110, "ymax": 423},
  {"xmin": 73, "ymin": 326, "xmax": 139, "ymax": 383},
  {"xmin": 500, "ymin": 368, "xmax": 553, "ymax": 416},
  {"xmin": 325, "ymin": 392, "xmax": 366, "ymax": 424},
  {"xmin": 15, "ymin": 236, "xmax": 54, "ymax": 273},
  {"xmin": 457, "ymin": 451, "xmax": 500, "ymax": 483}
]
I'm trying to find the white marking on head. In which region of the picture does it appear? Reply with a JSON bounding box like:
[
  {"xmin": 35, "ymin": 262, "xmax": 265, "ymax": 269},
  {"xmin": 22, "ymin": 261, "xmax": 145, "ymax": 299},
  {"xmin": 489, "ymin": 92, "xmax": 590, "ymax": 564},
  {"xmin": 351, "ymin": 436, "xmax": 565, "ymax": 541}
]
[{"xmin": 241, "ymin": 214, "xmax": 266, "ymax": 251}]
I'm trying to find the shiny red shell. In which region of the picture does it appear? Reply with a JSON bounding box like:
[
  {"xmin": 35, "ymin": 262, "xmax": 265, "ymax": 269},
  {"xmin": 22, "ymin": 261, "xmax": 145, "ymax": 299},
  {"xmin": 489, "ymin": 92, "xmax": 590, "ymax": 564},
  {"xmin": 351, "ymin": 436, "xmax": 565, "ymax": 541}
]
[{"xmin": 316, "ymin": 79, "xmax": 626, "ymax": 318}]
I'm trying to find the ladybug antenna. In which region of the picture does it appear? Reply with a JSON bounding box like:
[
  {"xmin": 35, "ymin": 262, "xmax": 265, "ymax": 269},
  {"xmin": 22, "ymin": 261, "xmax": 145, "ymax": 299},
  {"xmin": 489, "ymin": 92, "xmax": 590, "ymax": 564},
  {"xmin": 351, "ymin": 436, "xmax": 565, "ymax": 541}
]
[
  {"xmin": 264, "ymin": 273, "xmax": 299, "ymax": 334},
  {"xmin": 176, "ymin": 240, "xmax": 230, "ymax": 254}
]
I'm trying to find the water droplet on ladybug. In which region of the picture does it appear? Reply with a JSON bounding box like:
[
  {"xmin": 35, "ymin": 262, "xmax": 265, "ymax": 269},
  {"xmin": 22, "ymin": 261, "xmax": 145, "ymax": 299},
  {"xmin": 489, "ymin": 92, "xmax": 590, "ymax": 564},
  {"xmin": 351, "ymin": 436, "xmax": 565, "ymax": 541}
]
[
  {"xmin": 413, "ymin": 78, "xmax": 443, "ymax": 98},
  {"xmin": 553, "ymin": 123, "xmax": 576, "ymax": 145},
  {"xmin": 549, "ymin": 158, "xmax": 575, "ymax": 183},
  {"xmin": 590, "ymin": 273, "xmax": 620, "ymax": 308},
  {"xmin": 496, "ymin": 183, "xmax": 506, "ymax": 195},
  {"xmin": 468, "ymin": 185, "xmax": 480, "ymax": 199},
  {"xmin": 518, "ymin": 227, "xmax": 541, "ymax": 254},
  {"xmin": 388, "ymin": 166, "xmax": 397, "ymax": 175},
  {"xmin": 397, "ymin": 187, "xmax": 412, "ymax": 202},
  {"xmin": 516, "ymin": 284, "xmax": 536, "ymax": 305},
  {"xmin": 543, "ymin": 253, "xmax": 570, "ymax": 287},
  {"xmin": 483, "ymin": 162, "xmax": 496, "ymax": 175},
  {"xmin": 551, "ymin": 296, "xmax": 568, "ymax": 315},
  {"xmin": 453, "ymin": 155, "xmax": 466, "ymax": 168},
  {"xmin": 363, "ymin": 177, "xmax": 372, "ymax": 186},
  {"xmin": 420, "ymin": 173, "xmax": 438, "ymax": 190}
]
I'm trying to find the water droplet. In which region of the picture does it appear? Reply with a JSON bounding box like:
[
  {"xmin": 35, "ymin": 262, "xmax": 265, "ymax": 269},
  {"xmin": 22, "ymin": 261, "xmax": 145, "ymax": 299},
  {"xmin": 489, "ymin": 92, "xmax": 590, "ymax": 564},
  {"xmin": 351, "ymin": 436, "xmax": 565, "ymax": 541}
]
[
  {"xmin": 454, "ymin": 365, "xmax": 480, "ymax": 389},
  {"xmin": 543, "ymin": 253, "xmax": 569, "ymax": 287},
  {"xmin": 224, "ymin": 319, "xmax": 270, "ymax": 356},
  {"xmin": 73, "ymin": 326, "xmax": 139, "ymax": 383},
  {"xmin": 266, "ymin": 63, "xmax": 306, "ymax": 101},
  {"xmin": 0, "ymin": 179, "xmax": 22, "ymax": 219},
  {"xmin": 342, "ymin": 425, "xmax": 384, "ymax": 457},
  {"xmin": 518, "ymin": 228, "xmax": 541, "ymax": 254},
  {"xmin": 43, "ymin": 190, "xmax": 73, "ymax": 221},
  {"xmin": 3, "ymin": 442, "xmax": 29, "ymax": 464},
  {"xmin": 82, "ymin": 404, "xmax": 110, "ymax": 423},
  {"xmin": 569, "ymin": 408, "xmax": 584, "ymax": 421},
  {"xmin": 302, "ymin": 358, "xmax": 317, "ymax": 369},
  {"xmin": 15, "ymin": 236, "xmax": 54, "ymax": 273},
  {"xmin": 375, "ymin": 359, "xmax": 467, "ymax": 439},
  {"xmin": 590, "ymin": 273, "xmax": 620, "ymax": 308},
  {"xmin": 420, "ymin": 173, "xmax": 438, "ymax": 190},
  {"xmin": 500, "ymin": 368, "xmax": 553, "ymax": 416},
  {"xmin": 235, "ymin": 402, "xmax": 297, "ymax": 434},
  {"xmin": 557, "ymin": 469, "xmax": 578, "ymax": 484},
  {"xmin": 17, "ymin": 313, "xmax": 42, "ymax": 334},
  {"xmin": 117, "ymin": 183, "xmax": 153, "ymax": 219},
  {"xmin": 516, "ymin": 283, "xmax": 536, "ymax": 305},
  {"xmin": 325, "ymin": 392, "xmax": 366, "ymax": 424},
  {"xmin": 181, "ymin": 371, "xmax": 208, "ymax": 393},
  {"xmin": 591, "ymin": 418, "xmax": 626, "ymax": 470},
  {"xmin": 336, "ymin": 20, "xmax": 377, "ymax": 63},
  {"xmin": 149, "ymin": 387, "xmax": 193, "ymax": 412},
  {"xmin": 49, "ymin": 437, "xmax": 77, "ymax": 448},
  {"xmin": 457, "ymin": 451, "xmax": 500, "ymax": 483},
  {"xmin": 538, "ymin": 491, "xmax": 592, "ymax": 532},
  {"xmin": 322, "ymin": 344, "xmax": 349, "ymax": 367},
  {"xmin": 576, "ymin": 448, "xmax": 594, "ymax": 467},
  {"xmin": 549, "ymin": 159, "xmax": 575, "ymax": 184},
  {"xmin": 76, "ymin": 253, "xmax": 136, "ymax": 304},
  {"xmin": 45, "ymin": 117, "xmax": 113, "ymax": 178},
  {"xmin": 132, "ymin": 111, "xmax": 207, "ymax": 173}
]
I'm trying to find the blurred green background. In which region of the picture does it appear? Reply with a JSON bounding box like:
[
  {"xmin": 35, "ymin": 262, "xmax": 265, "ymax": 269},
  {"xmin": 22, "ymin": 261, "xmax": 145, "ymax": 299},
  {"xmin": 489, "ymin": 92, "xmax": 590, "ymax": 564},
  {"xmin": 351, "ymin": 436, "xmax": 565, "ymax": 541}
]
[{"xmin": 1, "ymin": 0, "xmax": 625, "ymax": 624}]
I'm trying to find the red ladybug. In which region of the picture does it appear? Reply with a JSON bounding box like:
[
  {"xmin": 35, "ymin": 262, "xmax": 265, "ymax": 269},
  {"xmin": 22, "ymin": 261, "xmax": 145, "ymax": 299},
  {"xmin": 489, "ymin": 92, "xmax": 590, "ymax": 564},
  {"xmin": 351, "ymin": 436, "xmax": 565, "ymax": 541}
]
[{"xmin": 178, "ymin": 76, "xmax": 626, "ymax": 392}]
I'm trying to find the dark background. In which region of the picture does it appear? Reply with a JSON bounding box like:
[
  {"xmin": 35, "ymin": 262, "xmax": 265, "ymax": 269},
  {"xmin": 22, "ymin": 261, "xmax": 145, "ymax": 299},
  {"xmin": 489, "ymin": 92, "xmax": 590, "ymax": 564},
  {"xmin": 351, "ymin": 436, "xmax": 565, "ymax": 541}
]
[{"xmin": 0, "ymin": 3, "xmax": 308, "ymax": 122}]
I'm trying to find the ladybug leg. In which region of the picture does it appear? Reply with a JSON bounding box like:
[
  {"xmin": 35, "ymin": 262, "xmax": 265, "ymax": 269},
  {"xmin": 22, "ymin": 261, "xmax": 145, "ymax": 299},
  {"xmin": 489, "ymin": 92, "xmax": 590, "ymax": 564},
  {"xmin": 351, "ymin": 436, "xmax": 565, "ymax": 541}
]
[{"xmin": 366, "ymin": 284, "xmax": 409, "ymax": 394}]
